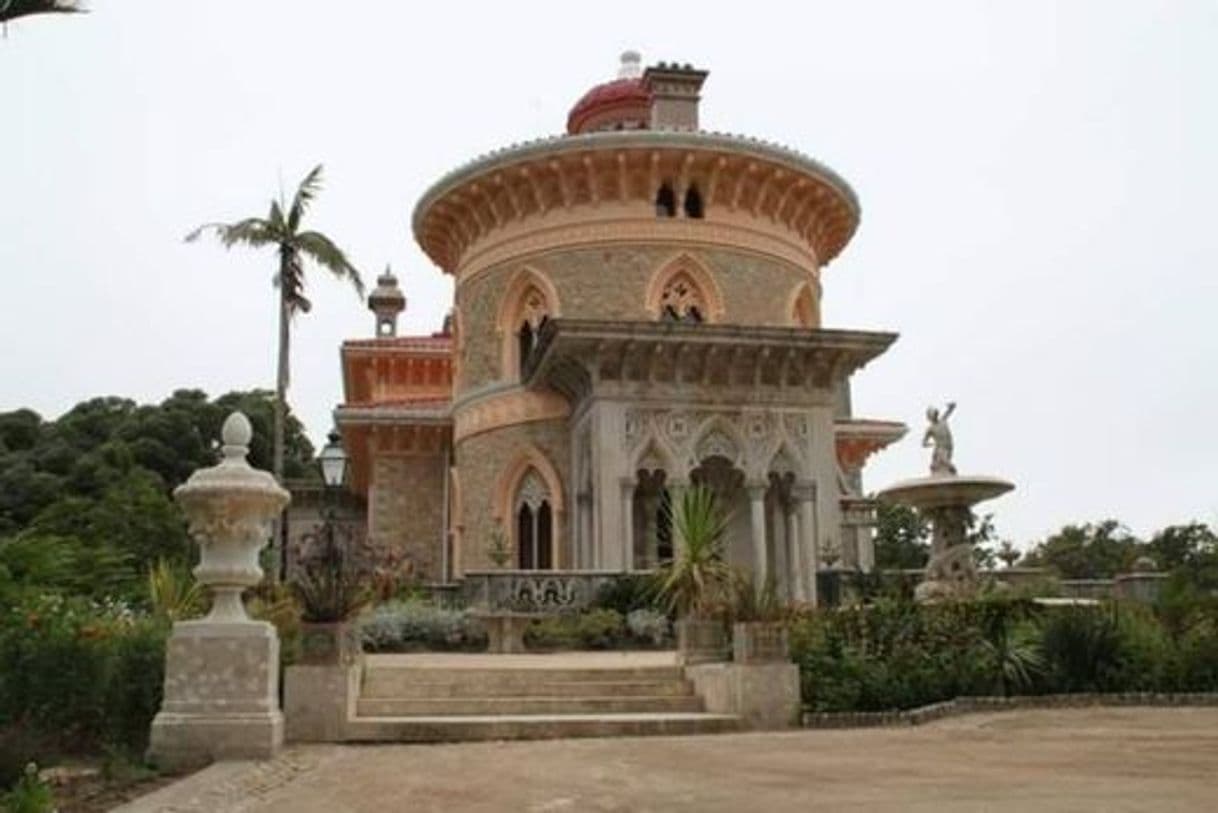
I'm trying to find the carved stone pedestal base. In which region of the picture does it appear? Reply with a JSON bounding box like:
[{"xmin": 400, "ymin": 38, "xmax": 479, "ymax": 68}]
[{"xmin": 148, "ymin": 620, "xmax": 283, "ymax": 771}]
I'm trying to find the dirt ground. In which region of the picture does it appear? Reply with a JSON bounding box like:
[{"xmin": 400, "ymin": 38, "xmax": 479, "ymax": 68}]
[{"xmin": 119, "ymin": 707, "xmax": 1218, "ymax": 812}]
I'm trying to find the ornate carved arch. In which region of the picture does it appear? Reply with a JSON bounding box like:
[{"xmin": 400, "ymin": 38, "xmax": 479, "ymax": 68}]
[
  {"xmin": 631, "ymin": 435, "xmax": 678, "ymax": 476},
  {"xmin": 644, "ymin": 253, "xmax": 726, "ymax": 323},
  {"xmin": 766, "ymin": 443, "xmax": 803, "ymax": 478},
  {"xmin": 691, "ymin": 415, "xmax": 746, "ymax": 468},
  {"xmin": 494, "ymin": 445, "xmax": 565, "ymax": 570},
  {"xmin": 493, "ymin": 444, "xmax": 566, "ymax": 522},
  {"xmin": 786, "ymin": 279, "xmax": 820, "ymax": 328},
  {"xmin": 497, "ymin": 267, "xmax": 561, "ymax": 380}
]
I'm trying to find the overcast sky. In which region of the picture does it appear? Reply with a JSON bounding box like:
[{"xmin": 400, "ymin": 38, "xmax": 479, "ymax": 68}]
[{"xmin": 2, "ymin": 1, "xmax": 1215, "ymax": 548}]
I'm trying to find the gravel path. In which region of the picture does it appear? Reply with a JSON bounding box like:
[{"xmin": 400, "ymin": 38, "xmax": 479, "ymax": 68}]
[{"xmin": 118, "ymin": 707, "xmax": 1218, "ymax": 812}]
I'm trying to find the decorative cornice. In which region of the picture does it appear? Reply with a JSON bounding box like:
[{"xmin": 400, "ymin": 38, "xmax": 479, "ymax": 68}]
[
  {"xmin": 525, "ymin": 318, "xmax": 897, "ymax": 405},
  {"xmin": 413, "ymin": 131, "xmax": 860, "ymax": 275},
  {"xmin": 835, "ymin": 418, "xmax": 907, "ymax": 471}
]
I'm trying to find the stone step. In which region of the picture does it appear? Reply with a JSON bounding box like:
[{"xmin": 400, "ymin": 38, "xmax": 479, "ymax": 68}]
[
  {"xmin": 356, "ymin": 694, "xmax": 705, "ymax": 716},
  {"xmin": 344, "ymin": 712, "xmax": 741, "ymax": 743},
  {"xmin": 361, "ymin": 678, "xmax": 694, "ymax": 700},
  {"xmin": 361, "ymin": 666, "xmax": 684, "ymax": 696}
]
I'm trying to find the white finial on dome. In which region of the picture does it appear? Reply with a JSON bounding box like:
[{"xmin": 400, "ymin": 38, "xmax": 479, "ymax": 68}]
[{"xmin": 618, "ymin": 50, "xmax": 642, "ymax": 79}]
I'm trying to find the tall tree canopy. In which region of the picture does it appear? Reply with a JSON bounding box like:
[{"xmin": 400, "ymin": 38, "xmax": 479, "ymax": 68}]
[{"xmin": 0, "ymin": 389, "xmax": 315, "ymax": 601}]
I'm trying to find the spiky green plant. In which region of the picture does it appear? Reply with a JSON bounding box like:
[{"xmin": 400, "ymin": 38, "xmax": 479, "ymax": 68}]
[
  {"xmin": 728, "ymin": 570, "xmax": 790, "ymax": 624},
  {"xmin": 655, "ymin": 486, "xmax": 733, "ymax": 619},
  {"xmin": 186, "ymin": 165, "xmax": 364, "ymax": 487},
  {"xmin": 147, "ymin": 558, "xmax": 205, "ymax": 621}
]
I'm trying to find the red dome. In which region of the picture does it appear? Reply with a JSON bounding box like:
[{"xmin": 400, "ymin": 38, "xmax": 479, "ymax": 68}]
[{"xmin": 566, "ymin": 77, "xmax": 652, "ymax": 135}]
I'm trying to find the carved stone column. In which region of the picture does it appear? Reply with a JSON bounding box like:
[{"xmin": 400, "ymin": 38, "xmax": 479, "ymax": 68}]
[
  {"xmin": 785, "ymin": 503, "xmax": 805, "ymax": 602},
  {"xmin": 576, "ymin": 491, "xmax": 594, "ymax": 569},
  {"xmin": 619, "ymin": 477, "xmax": 635, "ymax": 572},
  {"xmin": 668, "ymin": 478, "xmax": 689, "ymax": 554},
  {"xmin": 793, "ymin": 482, "xmax": 819, "ymax": 606},
  {"xmin": 148, "ymin": 412, "xmax": 290, "ymax": 770},
  {"xmin": 747, "ymin": 483, "xmax": 768, "ymax": 587}
]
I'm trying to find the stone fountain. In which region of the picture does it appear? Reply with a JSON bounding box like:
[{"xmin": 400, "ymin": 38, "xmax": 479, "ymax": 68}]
[
  {"xmin": 876, "ymin": 403, "xmax": 1013, "ymax": 602},
  {"xmin": 148, "ymin": 411, "xmax": 291, "ymax": 770}
]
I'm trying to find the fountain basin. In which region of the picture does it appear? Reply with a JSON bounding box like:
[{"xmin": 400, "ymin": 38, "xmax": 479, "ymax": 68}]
[{"xmin": 877, "ymin": 474, "xmax": 1014, "ymax": 511}]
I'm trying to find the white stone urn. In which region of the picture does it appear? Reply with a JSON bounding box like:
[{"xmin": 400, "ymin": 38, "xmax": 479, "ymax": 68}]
[
  {"xmin": 148, "ymin": 411, "xmax": 291, "ymax": 770},
  {"xmin": 174, "ymin": 411, "xmax": 290, "ymax": 622}
]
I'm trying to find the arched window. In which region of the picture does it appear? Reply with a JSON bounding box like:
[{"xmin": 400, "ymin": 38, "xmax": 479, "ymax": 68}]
[
  {"xmin": 515, "ymin": 469, "xmax": 553, "ymax": 570},
  {"xmin": 683, "ymin": 184, "xmax": 704, "ymax": 219},
  {"xmin": 655, "ymin": 183, "xmax": 676, "ymax": 217},
  {"xmin": 499, "ymin": 273, "xmax": 556, "ymax": 381},
  {"xmin": 659, "ymin": 272, "xmax": 707, "ymax": 324}
]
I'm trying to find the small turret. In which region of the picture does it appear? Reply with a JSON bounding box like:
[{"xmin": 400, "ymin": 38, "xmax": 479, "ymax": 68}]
[{"xmin": 368, "ymin": 266, "xmax": 406, "ymax": 337}]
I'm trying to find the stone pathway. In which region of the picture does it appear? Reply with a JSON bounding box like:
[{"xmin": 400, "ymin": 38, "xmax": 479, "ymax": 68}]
[{"xmin": 118, "ymin": 707, "xmax": 1218, "ymax": 812}]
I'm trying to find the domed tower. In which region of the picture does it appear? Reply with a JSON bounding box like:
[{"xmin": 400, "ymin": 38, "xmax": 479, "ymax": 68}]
[{"xmin": 341, "ymin": 54, "xmax": 905, "ymax": 603}]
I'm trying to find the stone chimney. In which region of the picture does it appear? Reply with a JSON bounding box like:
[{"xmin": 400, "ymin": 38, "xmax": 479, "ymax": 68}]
[{"xmin": 643, "ymin": 61, "xmax": 709, "ymax": 131}]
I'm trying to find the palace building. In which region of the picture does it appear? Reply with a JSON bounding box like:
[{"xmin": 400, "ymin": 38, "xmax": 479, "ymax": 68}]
[{"xmin": 333, "ymin": 52, "xmax": 905, "ymax": 604}]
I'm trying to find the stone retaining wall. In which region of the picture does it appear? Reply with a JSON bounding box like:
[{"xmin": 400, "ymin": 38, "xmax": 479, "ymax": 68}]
[{"xmin": 802, "ymin": 692, "xmax": 1218, "ymax": 729}]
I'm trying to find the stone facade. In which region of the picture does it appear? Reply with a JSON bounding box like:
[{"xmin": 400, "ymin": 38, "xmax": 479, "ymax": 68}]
[
  {"xmin": 453, "ymin": 417, "xmax": 570, "ymax": 571},
  {"xmin": 456, "ymin": 246, "xmax": 816, "ymax": 391},
  {"xmin": 332, "ymin": 55, "xmax": 906, "ymax": 599},
  {"xmin": 369, "ymin": 453, "xmax": 446, "ymax": 579}
]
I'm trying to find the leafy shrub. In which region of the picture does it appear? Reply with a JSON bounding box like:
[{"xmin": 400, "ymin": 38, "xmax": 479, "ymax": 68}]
[
  {"xmin": 361, "ymin": 601, "xmax": 485, "ymax": 652},
  {"xmin": 593, "ymin": 574, "xmax": 661, "ymax": 616},
  {"xmin": 0, "ymin": 594, "xmax": 168, "ymax": 770},
  {"xmin": 1, "ymin": 762, "xmax": 54, "ymax": 813},
  {"xmin": 1037, "ymin": 606, "xmax": 1125, "ymax": 692},
  {"xmin": 791, "ymin": 599, "xmax": 1001, "ymax": 712},
  {"xmin": 526, "ymin": 609, "xmax": 626, "ymax": 651},
  {"xmin": 626, "ymin": 608, "xmax": 672, "ymax": 647}
]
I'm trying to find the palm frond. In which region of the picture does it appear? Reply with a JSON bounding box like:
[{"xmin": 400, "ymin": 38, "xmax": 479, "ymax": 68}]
[
  {"xmin": 1, "ymin": 0, "xmax": 84, "ymax": 24},
  {"xmin": 294, "ymin": 230, "xmax": 365, "ymax": 297},
  {"xmin": 184, "ymin": 218, "xmax": 277, "ymax": 248},
  {"xmin": 288, "ymin": 164, "xmax": 324, "ymax": 233},
  {"xmin": 268, "ymin": 199, "xmax": 287, "ymax": 232}
]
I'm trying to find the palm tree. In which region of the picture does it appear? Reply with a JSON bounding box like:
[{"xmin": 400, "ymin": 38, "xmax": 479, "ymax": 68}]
[{"xmin": 186, "ymin": 165, "xmax": 364, "ymax": 485}]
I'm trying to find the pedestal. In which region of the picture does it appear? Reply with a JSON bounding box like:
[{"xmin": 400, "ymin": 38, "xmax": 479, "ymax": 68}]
[
  {"xmin": 473, "ymin": 611, "xmax": 539, "ymax": 654},
  {"xmin": 685, "ymin": 661, "xmax": 800, "ymax": 729},
  {"xmin": 148, "ymin": 620, "xmax": 283, "ymax": 771}
]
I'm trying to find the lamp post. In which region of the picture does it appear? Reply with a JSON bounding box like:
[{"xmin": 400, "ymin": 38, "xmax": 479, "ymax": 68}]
[
  {"xmin": 313, "ymin": 429, "xmax": 348, "ymax": 572},
  {"xmin": 318, "ymin": 429, "xmax": 349, "ymax": 491}
]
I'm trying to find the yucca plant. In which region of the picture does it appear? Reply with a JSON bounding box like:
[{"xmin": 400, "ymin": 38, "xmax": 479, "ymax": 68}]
[
  {"xmin": 729, "ymin": 571, "xmax": 790, "ymax": 624},
  {"xmin": 655, "ymin": 485, "xmax": 733, "ymax": 619},
  {"xmin": 291, "ymin": 535, "xmax": 370, "ymax": 624},
  {"xmin": 975, "ymin": 597, "xmax": 1043, "ymax": 695},
  {"xmin": 147, "ymin": 558, "xmax": 205, "ymax": 621}
]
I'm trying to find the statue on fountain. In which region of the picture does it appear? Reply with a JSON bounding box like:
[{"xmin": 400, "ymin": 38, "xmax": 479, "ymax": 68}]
[
  {"xmin": 923, "ymin": 401, "xmax": 957, "ymax": 476},
  {"xmin": 879, "ymin": 400, "xmax": 1014, "ymax": 602}
]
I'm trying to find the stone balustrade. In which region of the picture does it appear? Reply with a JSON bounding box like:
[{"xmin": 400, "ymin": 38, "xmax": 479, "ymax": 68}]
[{"xmin": 461, "ymin": 570, "xmax": 652, "ymax": 614}]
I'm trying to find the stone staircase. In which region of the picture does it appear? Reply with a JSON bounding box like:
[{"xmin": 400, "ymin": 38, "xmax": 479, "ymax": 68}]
[{"xmin": 344, "ymin": 653, "xmax": 740, "ymax": 742}]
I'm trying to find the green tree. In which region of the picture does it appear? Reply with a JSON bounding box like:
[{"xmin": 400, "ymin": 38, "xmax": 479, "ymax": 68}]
[
  {"xmin": 873, "ymin": 502, "xmax": 929, "ymax": 570},
  {"xmin": 1021, "ymin": 520, "xmax": 1141, "ymax": 579},
  {"xmin": 1147, "ymin": 522, "xmax": 1218, "ymax": 590},
  {"xmin": 186, "ymin": 165, "xmax": 364, "ymax": 484}
]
